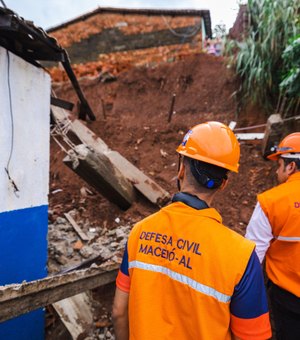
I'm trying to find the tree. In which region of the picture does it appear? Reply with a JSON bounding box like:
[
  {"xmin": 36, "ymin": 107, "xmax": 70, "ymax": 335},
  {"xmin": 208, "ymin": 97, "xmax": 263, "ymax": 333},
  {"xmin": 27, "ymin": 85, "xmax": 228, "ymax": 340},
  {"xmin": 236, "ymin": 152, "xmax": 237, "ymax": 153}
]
[{"xmin": 226, "ymin": 0, "xmax": 300, "ymax": 114}]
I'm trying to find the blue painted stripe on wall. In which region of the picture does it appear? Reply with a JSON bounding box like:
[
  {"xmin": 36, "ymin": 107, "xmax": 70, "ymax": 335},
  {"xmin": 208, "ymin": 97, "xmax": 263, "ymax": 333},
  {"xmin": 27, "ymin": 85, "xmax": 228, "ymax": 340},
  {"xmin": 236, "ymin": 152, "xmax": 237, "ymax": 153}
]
[
  {"xmin": 0, "ymin": 205, "xmax": 48, "ymax": 340},
  {"xmin": 0, "ymin": 205, "xmax": 48, "ymax": 284},
  {"xmin": 0, "ymin": 310, "xmax": 45, "ymax": 340}
]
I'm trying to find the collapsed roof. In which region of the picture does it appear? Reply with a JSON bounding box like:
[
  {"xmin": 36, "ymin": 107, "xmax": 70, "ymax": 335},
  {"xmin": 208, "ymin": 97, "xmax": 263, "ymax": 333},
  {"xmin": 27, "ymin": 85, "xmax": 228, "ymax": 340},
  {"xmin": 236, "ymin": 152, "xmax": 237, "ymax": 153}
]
[{"xmin": 0, "ymin": 6, "xmax": 95, "ymax": 120}]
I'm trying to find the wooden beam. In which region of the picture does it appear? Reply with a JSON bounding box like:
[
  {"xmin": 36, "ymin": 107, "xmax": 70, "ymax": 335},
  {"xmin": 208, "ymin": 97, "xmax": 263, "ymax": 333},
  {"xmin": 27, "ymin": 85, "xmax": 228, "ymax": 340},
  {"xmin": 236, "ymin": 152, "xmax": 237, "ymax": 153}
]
[
  {"xmin": 0, "ymin": 265, "xmax": 118, "ymax": 323},
  {"xmin": 64, "ymin": 144, "xmax": 135, "ymax": 210},
  {"xmin": 236, "ymin": 133, "xmax": 265, "ymax": 140},
  {"xmin": 51, "ymin": 105, "xmax": 170, "ymax": 207},
  {"xmin": 70, "ymin": 119, "xmax": 170, "ymax": 206},
  {"xmin": 107, "ymin": 150, "xmax": 170, "ymax": 206}
]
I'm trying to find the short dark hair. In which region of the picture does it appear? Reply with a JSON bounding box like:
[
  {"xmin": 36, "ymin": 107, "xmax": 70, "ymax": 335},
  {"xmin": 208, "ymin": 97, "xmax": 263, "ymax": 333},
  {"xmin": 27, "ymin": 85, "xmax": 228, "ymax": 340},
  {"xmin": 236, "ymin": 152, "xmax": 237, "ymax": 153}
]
[
  {"xmin": 186, "ymin": 157, "xmax": 228, "ymax": 189},
  {"xmin": 282, "ymin": 157, "xmax": 300, "ymax": 169}
]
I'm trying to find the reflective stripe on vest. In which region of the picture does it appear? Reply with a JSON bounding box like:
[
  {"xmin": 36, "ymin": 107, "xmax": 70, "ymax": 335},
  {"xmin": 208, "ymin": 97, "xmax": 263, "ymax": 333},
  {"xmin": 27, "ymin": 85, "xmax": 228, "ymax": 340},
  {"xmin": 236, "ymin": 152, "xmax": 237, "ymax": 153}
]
[
  {"xmin": 275, "ymin": 235, "xmax": 300, "ymax": 242},
  {"xmin": 129, "ymin": 260, "xmax": 231, "ymax": 303}
]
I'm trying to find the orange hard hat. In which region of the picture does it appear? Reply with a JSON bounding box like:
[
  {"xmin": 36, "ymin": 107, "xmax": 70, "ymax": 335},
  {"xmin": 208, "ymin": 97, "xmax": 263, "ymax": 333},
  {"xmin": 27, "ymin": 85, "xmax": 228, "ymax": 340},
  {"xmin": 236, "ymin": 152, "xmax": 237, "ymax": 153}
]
[
  {"xmin": 267, "ymin": 132, "xmax": 300, "ymax": 160},
  {"xmin": 176, "ymin": 121, "xmax": 240, "ymax": 172}
]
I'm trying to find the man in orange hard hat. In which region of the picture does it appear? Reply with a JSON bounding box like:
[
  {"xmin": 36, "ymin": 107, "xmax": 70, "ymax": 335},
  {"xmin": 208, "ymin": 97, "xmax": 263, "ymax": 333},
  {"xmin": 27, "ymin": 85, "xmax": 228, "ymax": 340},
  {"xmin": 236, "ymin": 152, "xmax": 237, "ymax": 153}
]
[
  {"xmin": 246, "ymin": 132, "xmax": 300, "ymax": 340},
  {"xmin": 113, "ymin": 121, "xmax": 271, "ymax": 340}
]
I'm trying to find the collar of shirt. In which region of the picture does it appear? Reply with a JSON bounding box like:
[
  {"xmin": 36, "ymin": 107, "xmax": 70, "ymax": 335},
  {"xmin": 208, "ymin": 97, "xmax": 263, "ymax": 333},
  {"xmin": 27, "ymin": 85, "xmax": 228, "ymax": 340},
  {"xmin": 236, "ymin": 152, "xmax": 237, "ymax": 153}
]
[
  {"xmin": 172, "ymin": 192, "xmax": 209, "ymax": 210},
  {"xmin": 170, "ymin": 192, "xmax": 223, "ymax": 224},
  {"xmin": 287, "ymin": 171, "xmax": 300, "ymax": 183}
]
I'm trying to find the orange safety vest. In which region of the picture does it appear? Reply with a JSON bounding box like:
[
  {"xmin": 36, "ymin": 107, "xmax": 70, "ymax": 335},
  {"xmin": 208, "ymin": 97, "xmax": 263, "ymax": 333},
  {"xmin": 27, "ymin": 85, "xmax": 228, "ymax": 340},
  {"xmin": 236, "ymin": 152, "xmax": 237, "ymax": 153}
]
[
  {"xmin": 258, "ymin": 172, "xmax": 300, "ymax": 297},
  {"xmin": 127, "ymin": 201, "xmax": 255, "ymax": 340}
]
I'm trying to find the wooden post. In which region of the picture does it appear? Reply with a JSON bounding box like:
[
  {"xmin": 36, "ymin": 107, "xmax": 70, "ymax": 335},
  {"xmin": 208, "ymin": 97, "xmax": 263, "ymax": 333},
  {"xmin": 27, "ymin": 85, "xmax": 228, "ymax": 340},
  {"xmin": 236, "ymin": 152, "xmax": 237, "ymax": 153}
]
[
  {"xmin": 100, "ymin": 97, "xmax": 107, "ymax": 120},
  {"xmin": 167, "ymin": 93, "xmax": 176, "ymax": 123}
]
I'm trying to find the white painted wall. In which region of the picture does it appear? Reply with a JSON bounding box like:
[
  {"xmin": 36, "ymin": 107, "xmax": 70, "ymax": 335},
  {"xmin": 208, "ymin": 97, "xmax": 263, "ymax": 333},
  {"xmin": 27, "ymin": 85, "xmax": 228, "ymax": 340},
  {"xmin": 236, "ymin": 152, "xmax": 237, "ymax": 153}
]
[{"xmin": 0, "ymin": 47, "xmax": 51, "ymax": 213}]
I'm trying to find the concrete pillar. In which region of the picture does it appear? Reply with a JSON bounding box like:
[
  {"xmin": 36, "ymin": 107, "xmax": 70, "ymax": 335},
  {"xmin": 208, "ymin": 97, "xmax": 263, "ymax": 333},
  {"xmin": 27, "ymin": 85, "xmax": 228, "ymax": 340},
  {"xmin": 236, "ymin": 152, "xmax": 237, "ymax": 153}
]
[
  {"xmin": 261, "ymin": 114, "xmax": 284, "ymax": 158},
  {"xmin": 0, "ymin": 47, "xmax": 50, "ymax": 339}
]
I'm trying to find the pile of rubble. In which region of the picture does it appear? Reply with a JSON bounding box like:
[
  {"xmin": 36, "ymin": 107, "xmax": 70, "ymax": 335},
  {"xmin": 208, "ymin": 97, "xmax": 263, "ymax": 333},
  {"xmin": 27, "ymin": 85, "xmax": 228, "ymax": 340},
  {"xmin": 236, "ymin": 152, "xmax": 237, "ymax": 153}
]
[
  {"xmin": 48, "ymin": 211, "xmax": 130, "ymax": 275},
  {"xmin": 47, "ymin": 211, "xmax": 131, "ymax": 339}
]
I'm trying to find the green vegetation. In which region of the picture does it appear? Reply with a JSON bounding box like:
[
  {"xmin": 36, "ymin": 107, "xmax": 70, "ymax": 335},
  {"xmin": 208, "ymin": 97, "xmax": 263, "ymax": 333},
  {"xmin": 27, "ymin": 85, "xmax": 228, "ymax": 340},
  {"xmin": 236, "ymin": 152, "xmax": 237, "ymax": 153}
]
[
  {"xmin": 278, "ymin": 36, "xmax": 300, "ymax": 116},
  {"xmin": 226, "ymin": 0, "xmax": 300, "ymax": 115}
]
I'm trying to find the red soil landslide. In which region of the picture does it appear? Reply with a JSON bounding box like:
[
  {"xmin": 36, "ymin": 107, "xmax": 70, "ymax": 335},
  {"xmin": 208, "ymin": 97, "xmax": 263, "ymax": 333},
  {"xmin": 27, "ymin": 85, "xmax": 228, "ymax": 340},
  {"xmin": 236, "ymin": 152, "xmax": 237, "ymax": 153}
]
[
  {"xmin": 50, "ymin": 53, "xmax": 275, "ymax": 233},
  {"xmin": 48, "ymin": 53, "xmax": 276, "ymax": 338}
]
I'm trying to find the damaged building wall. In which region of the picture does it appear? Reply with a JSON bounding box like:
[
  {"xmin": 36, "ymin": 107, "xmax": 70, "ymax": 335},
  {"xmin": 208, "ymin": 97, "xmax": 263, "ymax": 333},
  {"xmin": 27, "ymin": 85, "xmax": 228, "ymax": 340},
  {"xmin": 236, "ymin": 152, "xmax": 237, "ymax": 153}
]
[
  {"xmin": 47, "ymin": 8, "xmax": 211, "ymax": 81},
  {"xmin": 49, "ymin": 13, "xmax": 204, "ymax": 64},
  {"xmin": 0, "ymin": 47, "xmax": 50, "ymax": 339}
]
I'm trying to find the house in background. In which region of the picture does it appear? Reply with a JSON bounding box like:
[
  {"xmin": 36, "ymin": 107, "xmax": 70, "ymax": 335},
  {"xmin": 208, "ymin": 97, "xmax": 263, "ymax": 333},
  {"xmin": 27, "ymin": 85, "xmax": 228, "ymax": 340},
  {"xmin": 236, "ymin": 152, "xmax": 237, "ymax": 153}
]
[{"xmin": 47, "ymin": 7, "xmax": 212, "ymax": 81}]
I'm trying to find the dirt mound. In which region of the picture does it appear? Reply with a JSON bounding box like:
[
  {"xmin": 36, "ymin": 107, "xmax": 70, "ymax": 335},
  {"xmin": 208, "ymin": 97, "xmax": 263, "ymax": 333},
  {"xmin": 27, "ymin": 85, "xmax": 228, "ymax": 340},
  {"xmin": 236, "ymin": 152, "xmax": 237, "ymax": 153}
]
[
  {"xmin": 48, "ymin": 52, "xmax": 276, "ymax": 338},
  {"xmin": 51, "ymin": 53, "xmax": 272, "ymax": 233}
]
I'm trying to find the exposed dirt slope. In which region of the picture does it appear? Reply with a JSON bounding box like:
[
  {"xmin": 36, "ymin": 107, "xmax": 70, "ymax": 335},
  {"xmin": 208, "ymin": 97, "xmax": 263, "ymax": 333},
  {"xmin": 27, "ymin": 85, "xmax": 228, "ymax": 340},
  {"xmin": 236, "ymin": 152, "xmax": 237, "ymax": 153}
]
[
  {"xmin": 51, "ymin": 53, "xmax": 274, "ymax": 235},
  {"xmin": 48, "ymin": 53, "xmax": 276, "ymax": 338}
]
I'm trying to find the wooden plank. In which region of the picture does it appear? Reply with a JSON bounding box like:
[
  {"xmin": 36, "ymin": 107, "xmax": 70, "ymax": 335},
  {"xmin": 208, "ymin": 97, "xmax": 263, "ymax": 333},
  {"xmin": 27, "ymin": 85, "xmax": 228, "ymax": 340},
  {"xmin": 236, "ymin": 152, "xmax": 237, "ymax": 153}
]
[
  {"xmin": 0, "ymin": 265, "xmax": 118, "ymax": 323},
  {"xmin": 64, "ymin": 144, "xmax": 135, "ymax": 210},
  {"xmin": 228, "ymin": 121, "xmax": 237, "ymax": 130},
  {"xmin": 53, "ymin": 292, "xmax": 94, "ymax": 339},
  {"xmin": 236, "ymin": 133, "xmax": 265, "ymax": 140},
  {"xmin": 64, "ymin": 212, "xmax": 89, "ymax": 241}
]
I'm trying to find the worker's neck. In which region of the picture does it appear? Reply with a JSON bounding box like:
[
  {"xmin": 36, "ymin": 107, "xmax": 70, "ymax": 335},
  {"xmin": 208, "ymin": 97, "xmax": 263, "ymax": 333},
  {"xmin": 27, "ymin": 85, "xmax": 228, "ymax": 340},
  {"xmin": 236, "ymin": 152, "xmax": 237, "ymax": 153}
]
[{"xmin": 180, "ymin": 184, "xmax": 217, "ymax": 206}]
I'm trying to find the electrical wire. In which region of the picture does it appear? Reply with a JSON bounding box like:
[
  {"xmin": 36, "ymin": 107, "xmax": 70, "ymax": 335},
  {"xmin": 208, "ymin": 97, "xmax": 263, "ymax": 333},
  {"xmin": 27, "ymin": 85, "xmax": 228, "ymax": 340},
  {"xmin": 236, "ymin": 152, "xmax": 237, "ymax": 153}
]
[
  {"xmin": 50, "ymin": 122, "xmax": 77, "ymax": 152},
  {"xmin": 161, "ymin": 15, "xmax": 202, "ymax": 38},
  {"xmin": 233, "ymin": 123, "xmax": 267, "ymax": 131},
  {"xmin": 5, "ymin": 50, "xmax": 19, "ymax": 194},
  {"xmin": 50, "ymin": 90, "xmax": 79, "ymax": 153}
]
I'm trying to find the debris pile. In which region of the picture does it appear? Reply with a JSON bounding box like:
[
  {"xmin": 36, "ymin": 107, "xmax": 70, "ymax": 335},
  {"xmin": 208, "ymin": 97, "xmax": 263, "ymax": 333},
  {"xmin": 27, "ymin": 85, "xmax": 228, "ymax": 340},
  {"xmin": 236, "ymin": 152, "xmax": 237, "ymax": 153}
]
[
  {"xmin": 49, "ymin": 43, "xmax": 205, "ymax": 82},
  {"xmin": 48, "ymin": 211, "xmax": 130, "ymax": 274}
]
